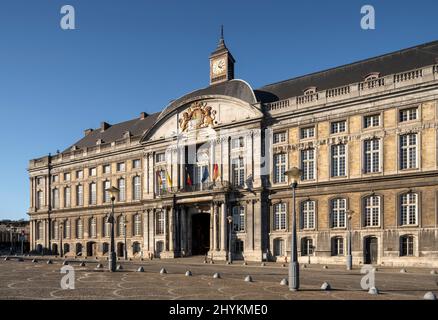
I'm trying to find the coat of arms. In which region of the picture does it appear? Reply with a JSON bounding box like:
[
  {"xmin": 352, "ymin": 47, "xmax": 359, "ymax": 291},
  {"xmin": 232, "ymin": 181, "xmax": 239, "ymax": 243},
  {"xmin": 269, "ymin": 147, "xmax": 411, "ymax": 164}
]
[{"xmin": 179, "ymin": 101, "xmax": 217, "ymax": 132}]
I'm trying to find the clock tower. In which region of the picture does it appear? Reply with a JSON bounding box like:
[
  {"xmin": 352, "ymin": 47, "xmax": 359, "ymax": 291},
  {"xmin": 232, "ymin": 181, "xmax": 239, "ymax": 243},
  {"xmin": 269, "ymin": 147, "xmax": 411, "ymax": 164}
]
[{"xmin": 209, "ymin": 26, "xmax": 235, "ymax": 85}]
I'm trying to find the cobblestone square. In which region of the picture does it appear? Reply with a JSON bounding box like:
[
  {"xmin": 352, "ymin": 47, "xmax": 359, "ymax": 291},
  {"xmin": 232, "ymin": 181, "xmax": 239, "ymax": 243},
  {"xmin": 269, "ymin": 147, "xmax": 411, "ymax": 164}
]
[{"xmin": 0, "ymin": 256, "xmax": 437, "ymax": 300}]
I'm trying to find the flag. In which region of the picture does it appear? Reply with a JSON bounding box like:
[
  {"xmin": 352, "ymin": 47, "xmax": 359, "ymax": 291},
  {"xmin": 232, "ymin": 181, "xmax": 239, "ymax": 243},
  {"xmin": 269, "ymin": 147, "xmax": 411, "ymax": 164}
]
[
  {"xmin": 186, "ymin": 170, "xmax": 192, "ymax": 186},
  {"xmin": 212, "ymin": 164, "xmax": 219, "ymax": 181},
  {"xmin": 166, "ymin": 171, "xmax": 172, "ymax": 187},
  {"xmin": 201, "ymin": 166, "xmax": 209, "ymax": 183},
  {"xmin": 156, "ymin": 170, "xmax": 162, "ymax": 188}
]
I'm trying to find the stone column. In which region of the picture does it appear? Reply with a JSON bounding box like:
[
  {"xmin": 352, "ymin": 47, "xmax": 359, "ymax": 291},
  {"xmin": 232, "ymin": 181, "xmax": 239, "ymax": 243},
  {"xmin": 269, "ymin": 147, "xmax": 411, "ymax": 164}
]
[
  {"xmin": 220, "ymin": 201, "xmax": 227, "ymax": 251},
  {"xmin": 163, "ymin": 207, "xmax": 168, "ymax": 251},
  {"xmin": 187, "ymin": 213, "xmax": 192, "ymax": 256},
  {"xmin": 180, "ymin": 206, "xmax": 186, "ymax": 255},
  {"xmin": 213, "ymin": 202, "xmax": 218, "ymax": 251},
  {"xmin": 169, "ymin": 207, "xmax": 174, "ymax": 252},
  {"xmin": 209, "ymin": 203, "xmax": 214, "ymax": 255}
]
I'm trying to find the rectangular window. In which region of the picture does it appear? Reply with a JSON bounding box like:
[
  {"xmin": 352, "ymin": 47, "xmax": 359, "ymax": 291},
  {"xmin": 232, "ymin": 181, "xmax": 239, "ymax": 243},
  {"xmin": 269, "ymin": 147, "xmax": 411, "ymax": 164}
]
[
  {"xmin": 89, "ymin": 167, "xmax": 97, "ymax": 177},
  {"xmin": 118, "ymin": 179, "xmax": 126, "ymax": 201},
  {"xmin": 364, "ymin": 195, "xmax": 380, "ymax": 227},
  {"xmin": 155, "ymin": 153, "xmax": 165, "ymax": 163},
  {"xmin": 52, "ymin": 189, "xmax": 59, "ymax": 209},
  {"xmin": 133, "ymin": 159, "xmax": 141, "ymax": 169},
  {"xmin": 400, "ymin": 193, "xmax": 418, "ymax": 226},
  {"xmin": 273, "ymin": 203, "xmax": 287, "ymax": 231},
  {"xmin": 231, "ymin": 137, "xmax": 245, "ymax": 149},
  {"xmin": 64, "ymin": 187, "xmax": 71, "ymax": 208},
  {"xmin": 400, "ymin": 134, "xmax": 418, "ymax": 170},
  {"xmin": 103, "ymin": 165, "xmax": 111, "ymax": 174},
  {"xmin": 117, "ymin": 162, "xmax": 125, "ymax": 172},
  {"xmin": 156, "ymin": 211, "xmax": 165, "ymax": 235},
  {"xmin": 89, "ymin": 183, "xmax": 97, "ymax": 205},
  {"xmin": 300, "ymin": 127, "xmax": 315, "ymax": 139},
  {"xmin": 232, "ymin": 206, "xmax": 245, "ymax": 232},
  {"xmin": 37, "ymin": 177, "xmax": 43, "ymax": 185},
  {"xmin": 400, "ymin": 236, "xmax": 414, "ymax": 256},
  {"xmin": 232, "ymin": 157, "xmax": 245, "ymax": 187},
  {"xmin": 103, "ymin": 180, "xmax": 111, "ymax": 203},
  {"xmin": 64, "ymin": 173, "xmax": 71, "ymax": 181},
  {"xmin": 331, "ymin": 144, "xmax": 346, "ymax": 177},
  {"xmin": 364, "ymin": 114, "xmax": 380, "ymax": 128},
  {"xmin": 52, "ymin": 175, "xmax": 59, "ymax": 183},
  {"xmin": 273, "ymin": 132, "xmax": 286, "ymax": 144},
  {"xmin": 76, "ymin": 170, "xmax": 83, "ymax": 179},
  {"xmin": 76, "ymin": 185, "xmax": 83, "ymax": 206},
  {"xmin": 134, "ymin": 215, "xmax": 142, "ymax": 236},
  {"xmin": 331, "ymin": 120, "xmax": 346, "ymax": 134},
  {"xmin": 273, "ymin": 153, "xmax": 286, "ymax": 184},
  {"xmin": 302, "ymin": 200, "xmax": 315, "ymax": 229},
  {"xmin": 400, "ymin": 107, "xmax": 418, "ymax": 122},
  {"xmin": 364, "ymin": 139, "xmax": 380, "ymax": 173},
  {"xmin": 133, "ymin": 176, "xmax": 141, "ymax": 200},
  {"xmin": 331, "ymin": 198, "xmax": 346, "ymax": 228},
  {"xmin": 301, "ymin": 148, "xmax": 315, "ymax": 180},
  {"xmin": 332, "ymin": 237, "xmax": 344, "ymax": 256},
  {"xmin": 301, "ymin": 238, "xmax": 314, "ymax": 256}
]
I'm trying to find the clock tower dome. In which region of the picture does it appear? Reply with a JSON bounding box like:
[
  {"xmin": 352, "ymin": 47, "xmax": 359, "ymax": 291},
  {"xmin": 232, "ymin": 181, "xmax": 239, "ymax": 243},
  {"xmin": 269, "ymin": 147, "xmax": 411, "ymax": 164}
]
[{"xmin": 209, "ymin": 26, "xmax": 235, "ymax": 85}]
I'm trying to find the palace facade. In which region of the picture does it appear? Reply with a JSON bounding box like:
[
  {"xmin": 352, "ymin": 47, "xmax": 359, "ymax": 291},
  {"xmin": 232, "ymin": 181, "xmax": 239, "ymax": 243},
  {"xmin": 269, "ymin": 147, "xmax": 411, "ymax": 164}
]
[{"xmin": 28, "ymin": 37, "xmax": 438, "ymax": 267}]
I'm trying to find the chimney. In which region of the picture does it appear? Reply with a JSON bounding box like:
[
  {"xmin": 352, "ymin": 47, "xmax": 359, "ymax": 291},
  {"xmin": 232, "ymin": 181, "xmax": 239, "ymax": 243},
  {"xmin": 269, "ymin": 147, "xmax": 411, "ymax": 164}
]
[
  {"xmin": 84, "ymin": 129, "xmax": 94, "ymax": 136},
  {"xmin": 100, "ymin": 122, "xmax": 111, "ymax": 132},
  {"xmin": 140, "ymin": 112, "xmax": 149, "ymax": 120}
]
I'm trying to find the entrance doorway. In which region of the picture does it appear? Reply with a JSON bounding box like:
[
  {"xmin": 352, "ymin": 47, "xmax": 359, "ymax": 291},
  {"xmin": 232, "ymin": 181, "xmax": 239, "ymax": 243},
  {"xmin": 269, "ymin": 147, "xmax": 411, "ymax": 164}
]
[
  {"xmin": 191, "ymin": 213, "xmax": 210, "ymax": 255},
  {"xmin": 86, "ymin": 242, "xmax": 96, "ymax": 257},
  {"xmin": 364, "ymin": 236, "xmax": 378, "ymax": 264},
  {"xmin": 117, "ymin": 242, "xmax": 124, "ymax": 258}
]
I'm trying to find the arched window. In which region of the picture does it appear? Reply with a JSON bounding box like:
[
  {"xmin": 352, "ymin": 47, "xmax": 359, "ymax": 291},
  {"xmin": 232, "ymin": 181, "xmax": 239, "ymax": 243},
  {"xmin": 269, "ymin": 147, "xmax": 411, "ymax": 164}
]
[
  {"xmin": 118, "ymin": 178, "xmax": 126, "ymax": 201},
  {"xmin": 132, "ymin": 242, "xmax": 141, "ymax": 255},
  {"xmin": 400, "ymin": 193, "xmax": 418, "ymax": 226},
  {"xmin": 273, "ymin": 238, "xmax": 285, "ymax": 256},
  {"xmin": 400, "ymin": 235, "xmax": 414, "ymax": 256},
  {"xmin": 103, "ymin": 180, "xmax": 111, "ymax": 203},
  {"xmin": 304, "ymin": 87, "xmax": 317, "ymax": 95},
  {"xmin": 273, "ymin": 203, "xmax": 287, "ymax": 231},
  {"xmin": 134, "ymin": 214, "xmax": 142, "ymax": 236},
  {"xmin": 364, "ymin": 195, "xmax": 380, "ymax": 227},
  {"xmin": 76, "ymin": 185, "xmax": 83, "ymax": 206},
  {"xmin": 52, "ymin": 221, "xmax": 59, "ymax": 240},
  {"xmin": 331, "ymin": 198, "xmax": 347, "ymax": 228},
  {"xmin": 102, "ymin": 243, "xmax": 109, "ymax": 255},
  {"xmin": 133, "ymin": 176, "xmax": 141, "ymax": 200},
  {"xmin": 89, "ymin": 217, "xmax": 97, "ymax": 238},
  {"xmin": 301, "ymin": 237, "xmax": 314, "ymax": 256},
  {"xmin": 76, "ymin": 218, "xmax": 83, "ymax": 239},
  {"xmin": 52, "ymin": 188, "xmax": 59, "ymax": 209},
  {"xmin": 118, "ymin": 215, "xmax": 125, "ymax": 237},
  {"xmin": 331, "ymin": 237, "xmax": 344, "ymax": 256},
  {"xmin": 301, "ymin": 200, "xmax": 315, "ymax": 229}
]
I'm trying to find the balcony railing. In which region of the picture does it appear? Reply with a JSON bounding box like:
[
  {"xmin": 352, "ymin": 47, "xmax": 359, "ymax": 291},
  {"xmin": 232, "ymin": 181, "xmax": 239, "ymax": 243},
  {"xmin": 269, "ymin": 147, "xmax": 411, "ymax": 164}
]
[{"xmin": 156, "ymin": 181, "xmax": 232, "ymax": 196}]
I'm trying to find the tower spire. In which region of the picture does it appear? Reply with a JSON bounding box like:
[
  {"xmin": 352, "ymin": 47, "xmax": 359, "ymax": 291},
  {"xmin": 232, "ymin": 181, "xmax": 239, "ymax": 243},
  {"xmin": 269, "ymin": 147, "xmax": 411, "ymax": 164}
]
[{"xmin": 217, "ymin": 25, "xmax": 225, "ymax": 48}]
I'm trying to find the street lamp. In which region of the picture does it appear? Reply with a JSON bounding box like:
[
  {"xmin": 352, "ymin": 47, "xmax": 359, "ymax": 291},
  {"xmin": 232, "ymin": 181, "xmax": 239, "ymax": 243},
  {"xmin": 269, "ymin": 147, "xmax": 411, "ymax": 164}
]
[
  {"xmin": 227, "ymin": 215, "xmax": 233, "ymax": 264},
  {"xmin": 346, "ymin": 210, "xmax": 353, "ymax": 271},
  {"xmin": 106, "ymin": 186, "xmax": 120, "ymax": 272},
  {"xmin": 123, "ymin": 220, "xmax": 128, "ymax": 260},
  {"xmin": 284, "ymin": 167, "xmax": 302, "ymax": 291},
  {"xmin": 60, "ymin": 223, "xmax": 64, "ymax": 257}
]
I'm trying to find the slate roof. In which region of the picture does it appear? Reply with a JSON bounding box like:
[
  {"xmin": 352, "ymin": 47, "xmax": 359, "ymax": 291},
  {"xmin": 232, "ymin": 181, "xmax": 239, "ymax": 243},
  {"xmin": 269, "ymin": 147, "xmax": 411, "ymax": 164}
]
[
  {"xmin": 65, "ymin": 40, "xmax": 438, "ymax": 151},
  {"xmin": 255, "ymin": 40, "xmax": 438, "ymax": 102}
]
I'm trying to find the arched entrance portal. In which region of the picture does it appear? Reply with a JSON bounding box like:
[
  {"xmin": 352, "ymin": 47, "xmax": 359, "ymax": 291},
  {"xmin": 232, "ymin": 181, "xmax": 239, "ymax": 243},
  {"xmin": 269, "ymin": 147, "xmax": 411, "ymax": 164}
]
[
  {"xmin": 364, "ymin": 236, "xmax": 378, "ymax": 264},
  {"xmin": 52, "ymin": 243, "xmax": 58, "ymax": 255},
  {"xmin": 117, "ymin": 242, "xmax": 124, "ymax": 258},
  {"xmin": 191, "ymin": 213, "xmax": 210, "ymax": 256},
  {"xmin": 86, "ymin": 242, "xmax": 96, "ymax": 257}
]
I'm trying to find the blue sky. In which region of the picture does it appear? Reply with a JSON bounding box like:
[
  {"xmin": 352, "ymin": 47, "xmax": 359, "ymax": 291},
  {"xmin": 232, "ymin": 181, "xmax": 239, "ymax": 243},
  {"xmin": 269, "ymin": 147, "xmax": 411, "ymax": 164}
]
[{"xmin": 0, "ymin": 0, "xmax": 437, "ymax": 220}]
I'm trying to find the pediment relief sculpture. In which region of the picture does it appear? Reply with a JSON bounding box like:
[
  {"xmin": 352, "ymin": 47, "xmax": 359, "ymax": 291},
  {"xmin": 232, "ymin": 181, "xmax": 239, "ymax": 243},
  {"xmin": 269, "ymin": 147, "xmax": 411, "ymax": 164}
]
[{"xmin": 179, "ymin": 101, "xmax": 217, "ymax": 132}]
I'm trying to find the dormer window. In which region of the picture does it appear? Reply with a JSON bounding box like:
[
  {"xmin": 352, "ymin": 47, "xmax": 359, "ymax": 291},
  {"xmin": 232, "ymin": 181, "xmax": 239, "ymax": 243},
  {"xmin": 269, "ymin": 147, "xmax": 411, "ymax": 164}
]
[
  {"xmin": 364, "ymin": 72, "xmax": 380, "ymax": 81},
  {"xmin": 304, "ymin": 87, "xmax": 317, "ymax": 95},
  {"xmin": 96, "ymin": 139, "xmax": 104, "ymax": 145}
]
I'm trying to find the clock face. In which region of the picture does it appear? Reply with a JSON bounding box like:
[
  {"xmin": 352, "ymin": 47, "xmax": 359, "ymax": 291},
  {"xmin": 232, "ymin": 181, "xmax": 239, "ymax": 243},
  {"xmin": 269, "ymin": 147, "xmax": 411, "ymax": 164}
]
[{"xmin": 212, "ymin": 58, "xmax": 226, "ymax": 75}]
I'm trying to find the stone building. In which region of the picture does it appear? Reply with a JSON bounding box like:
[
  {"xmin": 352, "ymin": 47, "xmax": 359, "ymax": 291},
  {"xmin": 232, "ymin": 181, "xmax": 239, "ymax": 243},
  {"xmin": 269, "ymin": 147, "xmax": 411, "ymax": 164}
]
[{"xmin": 28, "ymin": 37, "xmax": 438, "ymax": 267}]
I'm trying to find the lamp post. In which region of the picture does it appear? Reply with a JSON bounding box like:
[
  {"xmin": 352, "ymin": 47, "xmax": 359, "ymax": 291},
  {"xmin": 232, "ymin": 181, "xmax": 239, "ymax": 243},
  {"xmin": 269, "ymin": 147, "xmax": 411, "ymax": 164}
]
[
  {"xmin": 60, "ymin": 223, "xmax": 64, "ymax": 257},
  {"xmin": 227, "ymin": 216, "xmax": 233, "ymax": 264},
  {"xmin": 346, "ymin": 210, "xmax": 353, "ymax": 271},
  {"xmin": 285, "ymin": 167, "xmax": 302, "ymax": 291},
  {"xmin": 123, "ymin": 221, "xmax": 128, "ymax": 260},
  {"xmin": 106, "ymin": 186, "xmax": 120, "ymax": 272},
  {"xmin": 9, "ymin": 226, "xmax": 15, "ymax": 255}
]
